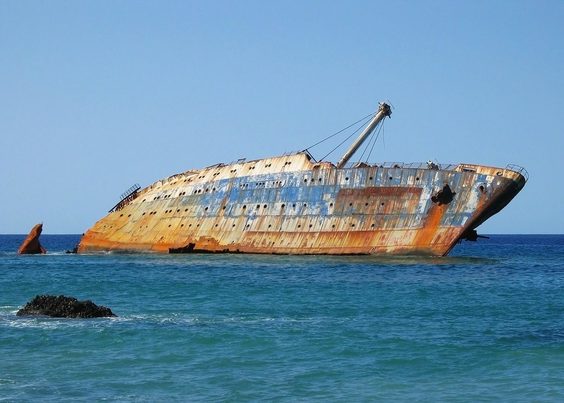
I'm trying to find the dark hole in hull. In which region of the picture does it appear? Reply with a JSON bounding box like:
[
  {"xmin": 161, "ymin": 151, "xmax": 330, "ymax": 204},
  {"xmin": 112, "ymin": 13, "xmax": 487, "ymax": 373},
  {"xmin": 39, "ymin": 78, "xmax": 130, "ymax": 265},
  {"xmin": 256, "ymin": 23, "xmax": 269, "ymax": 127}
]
[
  {"xmin": 431, "ymin": 184, "xmax": 456, "ymax": 205},
  {"xmin": 169, "ymin": 243, "xmax": 196, "ymax": 253}
]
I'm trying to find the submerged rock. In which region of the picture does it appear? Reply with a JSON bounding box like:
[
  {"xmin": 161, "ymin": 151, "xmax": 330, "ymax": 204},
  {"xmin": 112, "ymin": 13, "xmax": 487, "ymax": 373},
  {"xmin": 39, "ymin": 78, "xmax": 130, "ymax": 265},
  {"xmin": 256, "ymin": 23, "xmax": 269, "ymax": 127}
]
[
  {"xmin": 18, "ymin": 223, "xmax": 47, "ymax": 254},
  {"xmin": 17, "ymin": 295, "xmax": 116, "ymax": 318}
]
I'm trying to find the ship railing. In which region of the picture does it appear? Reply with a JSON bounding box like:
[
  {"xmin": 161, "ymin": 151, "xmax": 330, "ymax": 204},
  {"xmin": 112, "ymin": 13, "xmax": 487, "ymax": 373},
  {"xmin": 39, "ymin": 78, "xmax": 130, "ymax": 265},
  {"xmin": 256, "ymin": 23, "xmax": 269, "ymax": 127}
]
[
  {"xmin": 341, "ymin": 161, "xmax": 459, "ymax": 170},
  {"xmin": 109, "ymin": 184, "xmax": 141, "ymax": 213},
  {"xmin": 505, "ymin": 164, "xmax": 529, "ymax": 181}
]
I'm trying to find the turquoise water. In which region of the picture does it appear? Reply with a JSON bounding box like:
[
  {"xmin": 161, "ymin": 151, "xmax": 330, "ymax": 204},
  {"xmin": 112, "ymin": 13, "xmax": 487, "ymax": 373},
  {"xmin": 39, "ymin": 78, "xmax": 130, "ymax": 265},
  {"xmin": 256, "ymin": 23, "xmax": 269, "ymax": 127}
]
[{"xmin": 1, "ymin": 235, "xmax": 563, "ymax": 401}]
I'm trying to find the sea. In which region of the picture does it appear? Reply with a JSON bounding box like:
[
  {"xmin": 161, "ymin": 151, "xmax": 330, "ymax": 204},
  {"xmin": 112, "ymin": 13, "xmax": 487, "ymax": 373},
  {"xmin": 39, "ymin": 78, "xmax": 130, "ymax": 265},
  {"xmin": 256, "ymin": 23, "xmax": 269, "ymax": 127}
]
[{"xmin": 0, "ymin": 234, "xmax": 563, "ymax": 402}]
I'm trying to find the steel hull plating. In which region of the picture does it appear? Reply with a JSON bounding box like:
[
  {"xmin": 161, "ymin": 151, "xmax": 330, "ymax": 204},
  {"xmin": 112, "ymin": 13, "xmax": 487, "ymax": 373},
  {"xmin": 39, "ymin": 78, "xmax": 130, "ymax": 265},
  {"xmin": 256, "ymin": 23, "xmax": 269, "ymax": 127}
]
[{"xmin": 78, "ymin": 153, "xmax": 526, "ymax": 256}]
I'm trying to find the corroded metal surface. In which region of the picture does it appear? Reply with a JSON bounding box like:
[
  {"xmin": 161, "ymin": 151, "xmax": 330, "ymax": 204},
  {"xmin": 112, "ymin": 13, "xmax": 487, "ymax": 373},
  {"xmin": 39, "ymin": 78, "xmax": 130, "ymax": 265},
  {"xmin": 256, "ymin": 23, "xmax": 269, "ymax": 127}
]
[{"xmin": 78, "ymin": 153, "xmax": 527, "ymax": 256}]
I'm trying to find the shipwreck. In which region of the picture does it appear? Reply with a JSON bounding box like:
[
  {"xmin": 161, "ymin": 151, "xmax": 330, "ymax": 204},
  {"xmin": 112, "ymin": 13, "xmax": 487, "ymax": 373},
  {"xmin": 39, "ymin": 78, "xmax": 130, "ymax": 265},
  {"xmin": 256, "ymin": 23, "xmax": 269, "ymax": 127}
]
[{"xmin": 78, "ymin": 102, "xmax": 527, "ymax": 256}]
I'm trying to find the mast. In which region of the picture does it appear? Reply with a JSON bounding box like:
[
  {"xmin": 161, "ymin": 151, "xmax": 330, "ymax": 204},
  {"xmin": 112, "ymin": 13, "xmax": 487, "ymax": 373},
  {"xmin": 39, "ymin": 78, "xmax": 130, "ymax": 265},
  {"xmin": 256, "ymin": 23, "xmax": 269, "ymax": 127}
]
[{"xmin": 336, "ymin": 102, "xmax": 392, "ymax": 168}]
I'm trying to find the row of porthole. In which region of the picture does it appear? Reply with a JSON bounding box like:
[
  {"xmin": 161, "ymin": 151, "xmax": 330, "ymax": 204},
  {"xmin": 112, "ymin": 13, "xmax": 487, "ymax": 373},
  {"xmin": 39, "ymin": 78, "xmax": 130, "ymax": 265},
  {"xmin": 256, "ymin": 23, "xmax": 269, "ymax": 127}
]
[
  {"xmin": 148, "ymin": 175, "xmax": 412, "ymax": 202},
  {"xmin": 107, "ymin": 219, "xmax": 382, "ymax": 231},
  {"xmin": 193, "ymin": 187, "xmax": 217, "ymax": 194},
  {"xmin": 148, "ymin": 171, "xmax": 425, "ymax": 202},
  {"xmin": 152, "ymin": 194, "xmax": 173, "ymax": 201},
  {"xmin": 301, "ymin": 175, "xmax": 405, "ymax": 184},
  {"xmin": 240, "ymin": 180, "xmax": 284, "ymax": 189},
  {"xmin": 180, "ymin": 161, "xmax": 286, "ymax": 182},
  {"xmin": 134, "ymin": 200, "xmax": 388, "ymax": 218},
  {"xmin": 155, "ymin": 220, "xmax": 381, "ymax": 231},
  {"xmin": 167, "ymin": 221, "xmax": 380, "ymax": 230}
]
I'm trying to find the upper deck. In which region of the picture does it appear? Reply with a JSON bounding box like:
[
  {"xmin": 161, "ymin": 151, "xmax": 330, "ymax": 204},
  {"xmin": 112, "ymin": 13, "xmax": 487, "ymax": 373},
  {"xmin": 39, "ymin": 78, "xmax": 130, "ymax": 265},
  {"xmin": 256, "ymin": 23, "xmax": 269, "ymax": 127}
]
[{"xmin": 132, "ymin": 152, "xmax": 527, "ymax": 204}]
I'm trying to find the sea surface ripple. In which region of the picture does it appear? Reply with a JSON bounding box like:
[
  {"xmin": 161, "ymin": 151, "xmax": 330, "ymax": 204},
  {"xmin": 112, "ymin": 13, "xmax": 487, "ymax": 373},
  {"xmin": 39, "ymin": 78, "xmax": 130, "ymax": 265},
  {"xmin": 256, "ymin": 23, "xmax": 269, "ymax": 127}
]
[{"xmin": 1, "ymin": 234, "xmax": 563, "ymax": 401}]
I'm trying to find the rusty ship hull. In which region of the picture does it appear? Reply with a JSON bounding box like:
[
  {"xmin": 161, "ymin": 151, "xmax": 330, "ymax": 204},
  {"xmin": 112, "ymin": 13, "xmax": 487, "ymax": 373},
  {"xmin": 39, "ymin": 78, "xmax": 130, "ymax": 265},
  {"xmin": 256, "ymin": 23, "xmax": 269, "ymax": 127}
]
[{"xmin": 78, "ymin": 152, "xmax": 527, "ymax": 256}]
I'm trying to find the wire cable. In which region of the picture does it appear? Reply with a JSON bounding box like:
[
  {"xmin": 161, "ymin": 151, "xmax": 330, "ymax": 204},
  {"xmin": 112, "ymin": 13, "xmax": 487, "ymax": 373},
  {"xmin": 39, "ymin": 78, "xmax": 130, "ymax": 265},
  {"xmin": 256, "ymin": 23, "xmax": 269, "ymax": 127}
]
[
  {"xmin": 318, "ymin": 122, "xmax": 367, "ymax": 162},
  {"xmin": 304, "ymin": 112, "xmax": 375, "ymax": 151},
  {"xmin": 366, "ymin": 120, "xmax": 384, "ymax": 162}
]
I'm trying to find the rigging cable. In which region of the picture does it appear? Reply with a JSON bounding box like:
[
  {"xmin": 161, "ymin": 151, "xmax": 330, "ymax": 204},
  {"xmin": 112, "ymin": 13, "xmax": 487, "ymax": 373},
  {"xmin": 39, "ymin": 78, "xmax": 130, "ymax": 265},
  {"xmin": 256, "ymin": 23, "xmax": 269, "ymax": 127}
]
[
  {"xmin": 365, "ymin": 119, "xmax": 385, "ymax": 163},
  {"xmin": 318, "ymin": 120, "xmax": 368, "ymax": 163},
  {"xmin": 356, "ymin": 118, "xmax": 384, "ymax": 164},
  {"xmin": 303, "ymin": 112, "xmax": 375, "ymax": 152}
]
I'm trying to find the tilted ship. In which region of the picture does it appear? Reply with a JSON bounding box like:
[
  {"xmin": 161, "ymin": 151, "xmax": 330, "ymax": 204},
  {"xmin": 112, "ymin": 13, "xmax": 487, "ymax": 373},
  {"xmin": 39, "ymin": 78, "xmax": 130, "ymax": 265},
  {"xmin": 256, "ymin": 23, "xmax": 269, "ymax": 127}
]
[{"xmin": 78, "ymin": 103, "xmax": 527, "ymax": 256}]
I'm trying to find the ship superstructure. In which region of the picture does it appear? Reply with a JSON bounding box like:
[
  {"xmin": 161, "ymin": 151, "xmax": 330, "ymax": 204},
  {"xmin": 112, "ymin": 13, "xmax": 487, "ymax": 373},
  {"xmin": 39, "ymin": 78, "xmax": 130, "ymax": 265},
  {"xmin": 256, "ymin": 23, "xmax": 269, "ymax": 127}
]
[{"xmin": 78, "ymin": 103, "xmax": 527, "ymax": 255}]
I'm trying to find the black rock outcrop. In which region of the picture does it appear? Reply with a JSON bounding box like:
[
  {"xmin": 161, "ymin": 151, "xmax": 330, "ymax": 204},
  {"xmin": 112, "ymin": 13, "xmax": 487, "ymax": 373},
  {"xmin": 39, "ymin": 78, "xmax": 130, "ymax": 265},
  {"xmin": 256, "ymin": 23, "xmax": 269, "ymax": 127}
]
[{"xmin": 17, "ymin": 295, "xmax": 116, "ymax": 318}]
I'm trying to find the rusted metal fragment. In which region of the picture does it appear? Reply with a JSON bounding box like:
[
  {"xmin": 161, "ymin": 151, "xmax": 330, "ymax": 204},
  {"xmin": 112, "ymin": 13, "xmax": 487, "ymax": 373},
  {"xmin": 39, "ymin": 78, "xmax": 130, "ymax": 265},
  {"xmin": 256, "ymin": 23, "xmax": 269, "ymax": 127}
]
[{"xmin": 18, "ymin": 223, "xmax": 47, "ymax": 254}]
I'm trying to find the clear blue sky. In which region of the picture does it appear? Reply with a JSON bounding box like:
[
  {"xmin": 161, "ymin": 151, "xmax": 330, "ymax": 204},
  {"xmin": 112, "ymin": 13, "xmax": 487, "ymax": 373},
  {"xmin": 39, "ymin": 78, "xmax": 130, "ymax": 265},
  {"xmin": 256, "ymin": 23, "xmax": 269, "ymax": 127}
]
[{"xmin": 1, "ymin": 1, "xmax": 562, "ymax": 234}]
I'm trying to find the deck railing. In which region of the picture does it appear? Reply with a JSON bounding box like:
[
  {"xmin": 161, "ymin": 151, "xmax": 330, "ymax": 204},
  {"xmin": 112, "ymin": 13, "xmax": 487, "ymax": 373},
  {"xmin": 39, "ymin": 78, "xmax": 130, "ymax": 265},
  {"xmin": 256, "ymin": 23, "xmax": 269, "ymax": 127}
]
[
  {"xmin": 506, "ymin": 164, "xmax": 529, "ymax": 181},
  {"xmin": 109, "ymin": 184, "xmax": 141, "ymax": 213}
]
